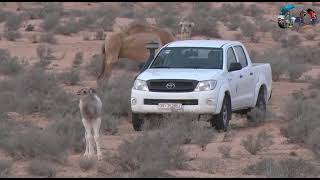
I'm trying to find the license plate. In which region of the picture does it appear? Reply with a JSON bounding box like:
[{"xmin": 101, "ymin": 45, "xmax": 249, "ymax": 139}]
[{"xmin": 158, "ymin": 103, "xmax": 183, "ymax": 111}]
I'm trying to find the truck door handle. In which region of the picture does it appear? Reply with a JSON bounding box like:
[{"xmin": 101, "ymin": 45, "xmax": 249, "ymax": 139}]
[
  {"xmin": 250, "ymin": 72, "xmax": 253, "ymax": 76},
  {"xmin": 240, "ymin": 75, "xmax": 243, "ymax": 78}
]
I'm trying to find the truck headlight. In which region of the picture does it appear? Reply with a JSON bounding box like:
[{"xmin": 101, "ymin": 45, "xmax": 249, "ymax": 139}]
[
  {"xmin": 133, "ymin": 79, "xmax": 149, "ymax": 91},
  {"xmin": 194, "ymin": 80, "xmax": 217, "ymax": 91}
]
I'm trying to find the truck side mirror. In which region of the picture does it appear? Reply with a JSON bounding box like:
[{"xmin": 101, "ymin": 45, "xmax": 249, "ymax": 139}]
[{"xmin": 229, "ymin": 62, "xmax": 242, "ymax": 72}]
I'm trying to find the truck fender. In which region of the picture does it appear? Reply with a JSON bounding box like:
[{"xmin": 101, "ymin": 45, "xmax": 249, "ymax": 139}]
[
  {"xmin": 253, "ymin": 75, "xmax": 267, "ymax": 106},
  {"xmin": 215, "ymin": 84, "xmax": 231, "ymax": 114}
]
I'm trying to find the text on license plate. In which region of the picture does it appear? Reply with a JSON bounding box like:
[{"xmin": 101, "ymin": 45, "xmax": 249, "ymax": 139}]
[{"xmin": 158, "ymin": 103, "xmax": 182, "ymax": 110}]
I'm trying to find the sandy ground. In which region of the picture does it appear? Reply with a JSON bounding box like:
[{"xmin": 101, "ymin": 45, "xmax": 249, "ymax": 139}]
[{"xmin": 1, "ymin": 2, "xmax": 320, "ymax": 178}]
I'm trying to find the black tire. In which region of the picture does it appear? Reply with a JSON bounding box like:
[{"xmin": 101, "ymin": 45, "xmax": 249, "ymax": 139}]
[
  {"xmin": 247, "ymin": 89, "xmax": 266, "ymax": 121},
  {"xmin": 132, "ymin": 113, "xmax": 144, "ymax": 131},
  {"xmin": 213, "ymin": 96, "xmax": 231, "ymax": 132}
]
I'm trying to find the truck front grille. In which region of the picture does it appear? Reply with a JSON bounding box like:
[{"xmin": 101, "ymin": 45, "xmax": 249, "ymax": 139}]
[
  {"xmin": 144, "ymin": 99, "xmax": 198, "ymax": 105},
  {"xmin": 147, "ymin": 79, "xmax": 198, "ymax": 92}
]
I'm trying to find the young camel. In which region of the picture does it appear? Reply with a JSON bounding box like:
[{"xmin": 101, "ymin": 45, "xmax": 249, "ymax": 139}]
[{"xmin": 77, "ymin": 87, "xmax": 103, "ymax": 161}]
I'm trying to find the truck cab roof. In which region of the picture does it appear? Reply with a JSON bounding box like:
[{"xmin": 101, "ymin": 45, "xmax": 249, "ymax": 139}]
[{"xmin": 166, "ymin": 40, "xmax": 241, "ymax": 48}]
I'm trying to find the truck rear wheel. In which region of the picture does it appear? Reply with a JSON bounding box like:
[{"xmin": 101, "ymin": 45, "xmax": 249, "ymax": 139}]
[
  {"xmin": 247, "ymin": 89, "xmax": 266, "ymax": 121},
  {"xmin": 132, "ymin": 113, "xmax": 144, "ymax": 131},
  {"xmin": 212, "ymin": 96, "xmax": 231, "ymax": 132}
]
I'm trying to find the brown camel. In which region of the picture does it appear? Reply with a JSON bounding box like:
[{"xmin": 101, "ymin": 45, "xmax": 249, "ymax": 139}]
[{"xmin": 98, "ymin": 20, "xmax": 194, "ymax": 81}]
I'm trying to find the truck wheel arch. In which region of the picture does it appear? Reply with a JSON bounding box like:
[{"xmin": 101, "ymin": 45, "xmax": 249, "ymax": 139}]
[
  {"xmin": 254, "ymin": 84, "xmax": 267, "ymax": 106},
  {"xmin": 216, "ymin": 84, "xmax": 231, "ymax": 114}
]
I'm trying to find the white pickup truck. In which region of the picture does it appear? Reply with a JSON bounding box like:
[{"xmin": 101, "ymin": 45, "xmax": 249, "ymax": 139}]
[{"xmin": 131, "ymin": 40, "xmax": 272, "ymax": 131}]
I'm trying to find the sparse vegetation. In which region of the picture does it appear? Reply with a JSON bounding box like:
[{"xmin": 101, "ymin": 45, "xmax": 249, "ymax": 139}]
[
  {"xmin": 95, "ymin": 29, "xmax": 105, "ymax": 40},
  {"xmin": 28, "ymin": 159, "xmax": 56, "ymax": 177},
  {"xmin": 42, "ymin": 13, "xmax": 60, "ymax": 31},
  {"xmin": 58, "ymin": 69, "xmax": 80, "ymax": 86},
  {"xmin": 0, "ymin": 49, "xmax": 24, "ymax": 76},
  {"xmin": 25, "ymin": 24, "xmax": 35, "ymax": 31},
  {"xmin": 35, "ymin": 44, "xmax": 56, "ymax": 67},
  {"xmin": 3, "ymin": 31, "xmax": 21, "ymax": 41},
  {"xmin": 39, "ymin": 33, "xmax": 57, "ymax": 44},
  {"xmin": 0, "ymin": 160, "xmax": 11, "ymax": 178},
  {"xmin": 86, "ymin": 54, "xmax": 103, "ymax": 77},
  {"xmin": 55, "ymin": 17, "xmax": 82, "ymax": 36},
  {"xmin": 218, "ymin": 145, "xmax": 232, "ymax": 158},
  {"xmin": 241, "ymin": 130, "xmax": 273, "ymax": 155},
  {"xmin": 72, "ymin": 52, "xmax": 84, "ymax": 68},
  {"xmin": 79, "ymin": 157, "xmax": 95, "ymax": 171},
  {"xmin": 243, "ymin": 158, "xmax": 318, "ymax": 178},
  {"xmin": 5, "ymin": 13, "xmax": 22, "ymax": 31}
]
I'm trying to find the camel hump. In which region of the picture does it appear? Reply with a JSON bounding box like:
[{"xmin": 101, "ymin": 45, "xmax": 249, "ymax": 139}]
[{"xmin": 123, "ymin": 21, "xmax": 158, "ymax": 35}]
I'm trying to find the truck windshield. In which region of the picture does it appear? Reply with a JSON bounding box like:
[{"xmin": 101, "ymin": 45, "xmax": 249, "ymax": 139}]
[{"xmin": 150, "ymin": 47, "xmax": 223, "ymax": 69}]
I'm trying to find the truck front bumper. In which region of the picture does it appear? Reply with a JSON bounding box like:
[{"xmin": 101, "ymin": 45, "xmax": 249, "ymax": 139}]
[{"xmin": 131, "ymin": 89, "xmax": 219, "ymax": 114}]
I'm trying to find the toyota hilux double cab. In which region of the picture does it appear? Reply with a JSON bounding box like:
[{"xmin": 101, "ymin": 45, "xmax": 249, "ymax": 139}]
[{"xmin": 131, "ymin": 40, "xmax": 272, "ymax": 131}]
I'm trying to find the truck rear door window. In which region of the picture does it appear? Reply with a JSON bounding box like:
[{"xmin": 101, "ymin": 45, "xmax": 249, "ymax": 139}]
[
  {"xmin": 234, "ymin": 46, "xmax": 248, "ymax": 68},
  {"xmin": 227, "ymin": 47, "xmax": 237, "ymax": 70},
  {"xmin": 150, "ymin": 47, "xmax": 223, "ymax": 69}
]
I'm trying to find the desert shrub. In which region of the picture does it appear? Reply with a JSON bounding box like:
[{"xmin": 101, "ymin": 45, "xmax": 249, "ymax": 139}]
[
  {"xmin": 28, "ymin": 159, "xmax": 56, "ymax": 177},
  {"xmin": 246, "ymin": 106, "xmax": 269, "ymax": 127},
  {"xmin": 282, "ymin": 91, "xmax": 320, "ymax": 150},
  {"xmin": 58, "ymin": 69, "xmax": 80, "ymax": 86},
  {"xmin": 40, "ymin": 2, "xmax": 64, "ymax": 18},
  {"xmin": 241, "ymin": 130, "xmax": 274, "ymax": 155},
  {"xmin": 287, "ymin": 63, "xmax": 307, "ymax": 82},
  {"xmin": 243, "ymin": 158, "xmax": 317, "ymax": 178},
  {"xmin": 252, "ymin": 49, "xmax": 288, "ymax": 81},
  {"xmin": 245, "ymin": 4, "xmax": 264, "ymax": 18},
  {"xmin": 304, "ymin": 33, "xmax": 316, "ymax": 41},
  {"xmin": 55, "ymin": 17, "xmax": 81, "ymax": 36},
  {"xmin": 101, "ymin": 114, "xmax": 119, "ymax": 135},
  {"xmin": 240, "ymin": 21, "xmax": 257, "ymax": 38},
  {"xmin": 225, "ymin": 15, "xmax": 242, "ymax": 31},
  {"xmin": 86, "ymin": 54, "xmax": 103, "ymax": 77},
  {"xmin": 94, "ymin": 5, "xmax": 118, "ymax": 31},
  {"xmin": 200, "ymin": 158, "xmax": 224, "ymax": 174},
  {"xmin": 72, "ymin": 52, "xmax": 83, "ymax": 67},
  {"xmin": 35, "ymin": 44, "xmax": 56, "ymax": 67},
  {"xmin": 257, "ymin": 19, "xmax": 274, "ymax": 34},
  {"xmin": 5, "ymin": 13, "xmax": 22, "ymax": 31},
  {"xmin": 309, "ymin": 74, "xmax": 320, "ymax": 89},
  {"xmin": 39, "ymin": 33, "xmax": 57, "ymax": 44},
  {"xmin": 222, "ymin": 130, "xmax": 236, "ymax": 142},
  {"xmin": 190, "ymin": 15, "xmax": 221, "ymax": 38},
  {"xmin": 97, "ymin": 72, "xmax": 134, "ymax": 117},
  {"xmin": 106, "ymin": 124, "xmax": 187, "ymax": 177},
  {"xmin": 79, "ymin": 157, "xmax": 95, "ymax": 171},
  {"xmin": 3, "ymin": 31, "xmax": 21, "ymax": 41},
  {"xmin": 0, "ymin": 160, "xmax": 11, "ymax": 178},
  {"xmin": 271, "ymin": 28, "xmax": 285, "ymax": 42},
  {"xmin": 281, "ymin": 35, "xmax": 302, "ymax": 48},
  {"xmin": 95, "ymin": 29, "xmax": 105, "ymax": 40},
  {"xmin": 2, "ymin": 127, "xmax": 67, "ymax": 161},
  {"xmin": 0, "ymin": 66, "xmax": 76, "ymax": 118},
  {"xmin": 41, "ymin": 13, "xmax": 60, "ymax": 31},
  {"xmin": 250, "ymin": 35, "xmax": 260, "ymax": 43},
  {"xmin": 0, "ymin": 49, "xmax": 24, "ymax": 76},
  {"xmin": 25, "ymin": 24, "xmax": 34, "ymax": 31},
  {"xmin": 0, "ymin": 11, "xmax": 13, "ymax": 23},
  {"xmin": 218, "ymin": 145, "xmax": 232, "ymax": 158}
]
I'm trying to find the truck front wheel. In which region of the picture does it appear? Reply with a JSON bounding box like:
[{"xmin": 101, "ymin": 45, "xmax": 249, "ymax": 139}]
[
  {"xmin": 211, "ymin": 96, "xmax": 231, "ymax": 132},
  {"xmin": 132, "ymin": 113, "xmax": 144, "ymax": 131}
]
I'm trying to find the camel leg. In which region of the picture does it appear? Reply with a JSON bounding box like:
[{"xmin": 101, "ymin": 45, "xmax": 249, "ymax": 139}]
[
  {"xmin": 93, "ymin": 117, "xmax": 102, "ymax": 161},
  {"xmin": 84, "ymin": 131, "xmax": 89, "ymax": 156},
  {"xmin": 98, "ymin": 34, "xmax": 122, "ymax": 81},
  {"xmin": 82, "ymin": 118, "xmax": 94, "ymax": 157}
]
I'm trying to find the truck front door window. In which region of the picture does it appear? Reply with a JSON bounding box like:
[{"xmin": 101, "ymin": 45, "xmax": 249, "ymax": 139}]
[{"xmin": 227, "ymin": 48, "xmax": 237, "ymax": 70}]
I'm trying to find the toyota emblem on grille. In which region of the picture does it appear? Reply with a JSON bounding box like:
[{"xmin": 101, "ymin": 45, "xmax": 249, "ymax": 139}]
[{"xmin": 166, "ymin": 83, "xmax": 175, "ymax": 89}]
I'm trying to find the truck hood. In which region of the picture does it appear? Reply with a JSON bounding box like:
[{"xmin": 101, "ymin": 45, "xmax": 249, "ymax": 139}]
[{"xmin": 137, "ymin": 68, "xmax": 223, "ymax": 81}]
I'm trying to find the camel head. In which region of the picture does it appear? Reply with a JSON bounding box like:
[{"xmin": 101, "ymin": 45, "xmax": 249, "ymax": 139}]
[
  {"xmin": 77, "ymin": 87, "xmax": 96, "ymax": 97},
  {"xmin": 179, "ymin": 20, "xmax": 194, "ymax": 40}
]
